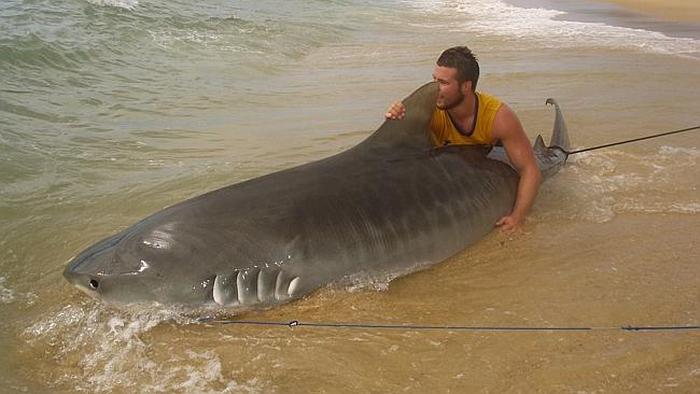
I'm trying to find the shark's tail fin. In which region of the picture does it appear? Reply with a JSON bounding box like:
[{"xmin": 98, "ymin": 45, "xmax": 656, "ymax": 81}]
[
  {"xmin": 529, "ymin": 98, "xmax": 571, "ymax": 178},
  {"xmin": 544, "ymin": 98, "xmax": 570, "ymax": 156}
]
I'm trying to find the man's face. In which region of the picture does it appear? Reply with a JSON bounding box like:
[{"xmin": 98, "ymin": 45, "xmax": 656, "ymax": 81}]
[{"xmin": 433, "ymin": 65, "xmax": 470, "ymax": 110}]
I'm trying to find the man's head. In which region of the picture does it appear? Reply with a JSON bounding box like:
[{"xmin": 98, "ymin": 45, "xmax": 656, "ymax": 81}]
[{"xmin": 433, "ymin": 46, "xmax": 479, "ymax": 110}]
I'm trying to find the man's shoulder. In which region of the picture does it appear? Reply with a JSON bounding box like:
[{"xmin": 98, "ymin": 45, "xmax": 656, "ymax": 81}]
[
  {"xmin": 476, "ymin": 91, "xmax": 505, "ymax": 122},
  {"xmin": 491, "ymin": 102, "xmax": 525, "ymax": 140},
  {"xmin": 476, "ymin": 91, "xmax": 503, "ymax": 105}
]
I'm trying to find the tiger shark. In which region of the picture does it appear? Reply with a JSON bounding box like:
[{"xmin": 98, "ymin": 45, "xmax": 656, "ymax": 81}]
[{"xmin": 63, "ymin": 82, "xmax": 570, "ymax": 308}]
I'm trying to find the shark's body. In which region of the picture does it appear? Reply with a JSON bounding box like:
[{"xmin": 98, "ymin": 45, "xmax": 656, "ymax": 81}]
[{"xmin": 64, "ymin": 83, "xmax": 570, "ymax": 308}]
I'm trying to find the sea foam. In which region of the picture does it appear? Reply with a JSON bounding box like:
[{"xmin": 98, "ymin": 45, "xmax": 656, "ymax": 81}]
[
  {"xmin": 534, "ymin": 145, "xmax": 700, "ymax": 223},
  {"xmin": 0, "ymin": 277, "xmax": 16, "ymax": 304},
  {"xmin": 23, "ymin": 303, "xmax": 265, "ymax": 392},
  {"xmin": 86, "ymin": 0, "xmax": 138, "ymax": 11},
  {"xmin": 410, "ymin": 0, "xmax": 700, "ymax": 58}
]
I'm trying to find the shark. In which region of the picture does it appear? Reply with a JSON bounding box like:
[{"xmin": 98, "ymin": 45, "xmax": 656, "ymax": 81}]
[{"xmin": 63, "ymin": 82, "xmax": 570, "ymax": 308}]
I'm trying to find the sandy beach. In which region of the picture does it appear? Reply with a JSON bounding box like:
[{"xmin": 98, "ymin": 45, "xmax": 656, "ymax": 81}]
[{"xmin": 599, "ymin": 0, "xmax": 700, "ymax": 21}]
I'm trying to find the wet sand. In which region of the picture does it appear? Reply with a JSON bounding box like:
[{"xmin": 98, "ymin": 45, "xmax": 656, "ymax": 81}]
[
  {"xmin": 508, "ymin": 0, "xmax": 700, "ymax": 40},
  {"xmin": 598, "ymin": 0, "xmax": 700, "ymax": 21}
]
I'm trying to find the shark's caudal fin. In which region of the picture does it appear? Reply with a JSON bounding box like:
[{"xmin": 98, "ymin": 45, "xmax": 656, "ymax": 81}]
[
  {"xmin": 545, "ymin": 98, "xmax": 570, "ymax": 155},
  {"xmin": 360, "ymin": 82, "xmax": 438, "ymax": 152},
  {"xmin": 528, "ymin": 98, "xmax": 571, "ymax": 178}
]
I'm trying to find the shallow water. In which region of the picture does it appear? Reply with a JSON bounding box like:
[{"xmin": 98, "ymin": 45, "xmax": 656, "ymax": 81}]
[{"xmin": 1, "ymin": 0, "xmax": 699, "ymax": 392}]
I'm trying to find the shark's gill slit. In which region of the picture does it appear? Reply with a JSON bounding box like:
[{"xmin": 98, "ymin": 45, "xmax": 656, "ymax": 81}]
[
  {"xmin": 257, "ymin": 269, "xmax": 276, "ymax": 303},
  {"xmin": 236, "ymin": 271, "xmax": 245, "ymax": 304},
  {"xmin": 256, "ymin": 270, "xmax": 263, "ymax": 302},
  {"xmin": 237, "ymin": 269, "xmax": 259, "ymax": 305},
  {"xmin": 288, "ymin": 277, "xmax": 300, "ymax": 297},
  {"xmin": 274, "ymin": 271, "xmax": 288, "ymax": 300},
  {"xmin": 213, "ymin": 272, "xmax": 238, "ymax": 306}
]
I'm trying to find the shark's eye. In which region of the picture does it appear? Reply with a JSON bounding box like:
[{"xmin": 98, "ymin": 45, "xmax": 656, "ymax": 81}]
[{"xmin": 89, "ymin": 279, "xmax": 99, "ymax": 290}]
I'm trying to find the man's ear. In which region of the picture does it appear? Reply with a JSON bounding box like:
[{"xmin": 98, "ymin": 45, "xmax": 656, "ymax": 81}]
[{"xmin": 461, "ymin": 80, "xmax": 472, "ymax": 94}]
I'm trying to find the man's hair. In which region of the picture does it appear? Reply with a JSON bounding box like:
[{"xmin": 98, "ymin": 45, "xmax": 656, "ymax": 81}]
[{"xmin": 436, "ymin": 46, "xmax": 479, "ymax": 91}]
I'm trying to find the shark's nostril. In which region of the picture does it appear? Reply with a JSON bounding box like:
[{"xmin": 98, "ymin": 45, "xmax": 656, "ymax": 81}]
[{"xmin": 89, "ymin": 279, "xmax": 99, "ymax": 290}]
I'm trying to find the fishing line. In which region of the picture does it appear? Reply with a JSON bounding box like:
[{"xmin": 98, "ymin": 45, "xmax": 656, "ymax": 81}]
[
  {"xmin": 557, "ymin": 124, "xmax": 700, "ymax": 155},
  {"xmin": 197, "ymin": 318, "xmax": 700, "ymax": 333}
]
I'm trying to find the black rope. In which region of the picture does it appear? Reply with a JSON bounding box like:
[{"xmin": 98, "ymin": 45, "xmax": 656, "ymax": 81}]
[
  {"xmin": 621, "ymin": 325, "xmax": 700, "ymax": 332},
  {"xmin": 197, "ymin": 318, "xmax": 700, "ymax": 333},
  {"xmin": 561, "ymin": 125, "xmax": 700, "ymax": 155}
]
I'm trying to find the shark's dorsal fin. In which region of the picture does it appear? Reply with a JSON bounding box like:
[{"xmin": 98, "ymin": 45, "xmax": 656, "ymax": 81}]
[{"xmin": 359, "ymin": 82, "xmax": 438, "ymax": 152}]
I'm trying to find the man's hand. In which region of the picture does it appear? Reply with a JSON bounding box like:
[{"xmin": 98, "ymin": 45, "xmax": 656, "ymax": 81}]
[
  {"xmin": 385, "ymin": 101, "xmax": 406, "ymax": 120},
  {"xmin": 495, "ymin": 214, "xmax": 523, "ymax": 233}
]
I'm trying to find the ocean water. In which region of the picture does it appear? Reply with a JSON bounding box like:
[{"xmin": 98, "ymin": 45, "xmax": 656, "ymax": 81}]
[{"xmin": 1, "ymin": 0, "xmax": 699, "ymax": 392}]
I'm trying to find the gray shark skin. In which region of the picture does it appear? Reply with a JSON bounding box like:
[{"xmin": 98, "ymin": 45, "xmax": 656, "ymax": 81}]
[{"xmin": 64, "ymin": 82, "xmax": 570, "ymax": 308}]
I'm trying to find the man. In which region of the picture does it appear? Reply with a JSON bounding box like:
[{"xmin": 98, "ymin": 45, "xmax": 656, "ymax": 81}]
[{"xmin": 385, "ymin": 46, "xmax": 542, "ymax": 232}]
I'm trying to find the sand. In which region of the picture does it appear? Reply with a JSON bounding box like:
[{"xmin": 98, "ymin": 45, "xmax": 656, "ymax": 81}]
[{"xmin": 598, "ymin": 0, "xmax": 700, "ymax": 21}]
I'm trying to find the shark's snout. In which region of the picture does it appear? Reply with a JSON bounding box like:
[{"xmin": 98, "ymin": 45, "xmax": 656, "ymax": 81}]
[
  {"xmin": 63, "ymin": 225, "xmax": 217, "ymax": 305},
  {"xmin": 63, "ymin": 247, "xmax": 159, "ymax": 304},
  {"xmin": 63, "ymin": 267, "xmax": 101, "ymax": 297},
  {"xmin": 63, "ymin": 231, "xmax": 133, "ymax": 299}
]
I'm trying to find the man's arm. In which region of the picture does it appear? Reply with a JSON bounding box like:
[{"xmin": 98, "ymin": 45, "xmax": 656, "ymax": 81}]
[{"xmin": 491, "ymin": 104, "xmax": 542, "ymax": 232}]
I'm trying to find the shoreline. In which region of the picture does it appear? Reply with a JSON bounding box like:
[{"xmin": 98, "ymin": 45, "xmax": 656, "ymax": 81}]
[
  {"xmin": 595, "ymin": 0, "xmax": 700, "ymax": 22},
  {"xmin": 505, "ymin": 0, "xmax": 700, "ymax": 40}
]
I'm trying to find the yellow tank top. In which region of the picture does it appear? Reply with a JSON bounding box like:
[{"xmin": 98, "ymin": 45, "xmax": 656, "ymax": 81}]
[{"xmin": 429, "ymin": 91, "xmax": 502, "ymax": 147}]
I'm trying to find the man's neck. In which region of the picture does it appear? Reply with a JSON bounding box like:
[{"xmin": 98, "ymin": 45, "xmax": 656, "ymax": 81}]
[
  {"xmin": 447, "ymin": 90, "xmax": 478, "ymax": 136},
  {"xmin": 447, "ymin": 90, "xmax": 477, "ymax": 122}
]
